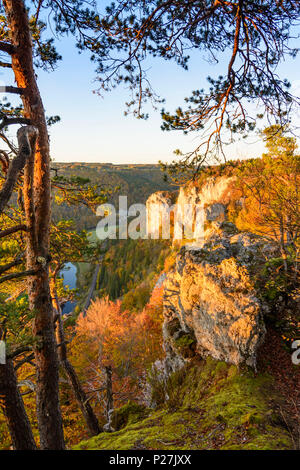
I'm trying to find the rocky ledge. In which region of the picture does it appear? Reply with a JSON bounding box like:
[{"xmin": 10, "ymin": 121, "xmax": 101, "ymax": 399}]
[{"xmin": 163, "ymin": 223, "xmax": 274, "ymax": 372}]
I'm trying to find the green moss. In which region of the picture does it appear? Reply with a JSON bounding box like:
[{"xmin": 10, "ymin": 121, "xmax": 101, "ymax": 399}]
[
  {"xmin": 112, "ymin": 401, "xmax": 149, "ymax": 431},
  {"xmin": 174, "ymin": 335, "xmax": 194, "ymax": 348},
  {"xmin": 240, "ymin": 411, "xmax": 264, "ymax": 426},
  {"xmin": 174, "ymin": 333, "xmax": 197, "ymax": 358},
  {"xmin": 213, "ymin": 360, "xmax": 228, "ymax": 376},
  {"xmin": 73, "ymin": 358, "xmax": 293, "ymax": 451}
]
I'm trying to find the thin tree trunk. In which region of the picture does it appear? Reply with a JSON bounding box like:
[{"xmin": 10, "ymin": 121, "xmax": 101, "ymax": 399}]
[
  {"xmin": 50, "ymin": 278, "xmax": 101, "ymax": 436},
  {"xmin": 279, "ymin": 218, "xmax": 288, "ymax": 273},
  {"xmin": 105, "ymin": 365, "xmax": 113, "ymax": 419},
  {"xmin": 3, "ymin": 0, "xmax": 65, "ymax": 449},
  {"xmin": 103, "ymin": 365, "xmax": 114, "ymax": 432},
  {"xmin": 0, "ymin": 360, "xmax": 36, "ymax": 450},
  {"xmin": 61, "ymin": 359, "xmax": 101, "ymax": 436}
]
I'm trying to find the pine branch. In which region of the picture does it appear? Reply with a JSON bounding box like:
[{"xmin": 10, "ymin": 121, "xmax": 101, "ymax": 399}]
[
  {"xmin": 14, "ymin": 353, "xmax": 35, "ymax": 370},
  {"xmin": 0, "ymin": 61, "xmax": 12, "ymax": 68},
  {"xmin": 0, "ymin": 225, "xmax": 28, "ymax": 239},
  {"xmin": 0, "ymin": 117, "xmax": 32, "ymax": 131},
  {"xmin": 0, "ymin": 268, "xmax": 39, "ymax": 285},
  {"xmin": 0, "ymin": 85, "xmax": 26, "ymax": 95}
]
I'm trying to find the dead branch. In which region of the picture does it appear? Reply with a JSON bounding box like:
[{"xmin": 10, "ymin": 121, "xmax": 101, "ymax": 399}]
[
  {"xmin": 7, "ymin": 345, "xmax": 33, "ymax": 360},
  {"xmin": 0, "ymin": 85, "xmax": 26, "ymax": 95},
  {"xmin": 0, "ymin": 125, "xmax": 38, "ymax": 215},
  {"xmin": 0, "ymin": 41, "xmax": 15, "ymax": 55},
  {"xmin": 0, "ymin": 61, "xmax": 12, "ymax": 68},
  {"xmin": 0, "ymin": 117, "xmax": 32, "ymax": 131},
  {"xmin": 0, "ymin": 252, "xmax": 24, "ymax": 275}
]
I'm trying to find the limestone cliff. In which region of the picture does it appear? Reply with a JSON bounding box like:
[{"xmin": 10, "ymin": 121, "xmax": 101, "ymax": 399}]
[
  {"xmin": 75, "ymin": 175, "xmax": 295, "ymax": 451},
  {"xmin": 146, "ymin": 190, "xmax": 178, "ymax": 238},
  {"xmin": 176, "ymin": 175, "xmax": 236, "ymax": 232},
  {"xmin": 163, "ymin": 225, "xmax": 272, "ymax": 372},
  {"xmin": 146, "ymin": 175, "xmax": 237, "ymax": 241},
  {"xmin": 146, "ymin": 175, "xmax": 270, "ymax": 371}
]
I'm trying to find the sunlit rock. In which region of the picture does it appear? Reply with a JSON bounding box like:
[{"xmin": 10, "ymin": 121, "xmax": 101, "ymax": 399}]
[{"xmin": 163, "ymin": 225, "xmax": 269, "ymax": 370}]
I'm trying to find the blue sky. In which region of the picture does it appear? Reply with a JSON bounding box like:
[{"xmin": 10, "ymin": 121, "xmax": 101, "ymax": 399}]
[{"xmin": 1, "ymin": 14, "xmax": 299, "ymax": 164}]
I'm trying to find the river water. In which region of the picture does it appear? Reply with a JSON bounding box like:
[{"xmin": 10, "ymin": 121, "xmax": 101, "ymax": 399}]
[{"xmin": 60, "ymin": 262, "xmax": 77, "ymax": 314}]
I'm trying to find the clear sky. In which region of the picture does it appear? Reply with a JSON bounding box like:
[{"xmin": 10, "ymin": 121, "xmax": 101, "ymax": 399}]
[{"xmin": 1, "ymin": 12, "xmax": 299, "ymax": 165}]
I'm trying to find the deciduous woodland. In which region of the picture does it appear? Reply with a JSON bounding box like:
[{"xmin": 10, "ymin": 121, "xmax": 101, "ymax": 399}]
[{"xmin": 0, "ymin": 1, "xmax": 299, "ymax": 451}]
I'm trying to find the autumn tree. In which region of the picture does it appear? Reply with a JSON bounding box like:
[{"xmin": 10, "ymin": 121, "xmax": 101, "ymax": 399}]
[
  {"xmin": 236, "ymin": 125, "xmax": 300, "ymax": 271},
  {"xmin": 74, "ymin": 287, "xmax": 164, "ymax": 417},
  {"xmin": 49, "ymin": 221, "xmax": 102, "ymax": 436}
]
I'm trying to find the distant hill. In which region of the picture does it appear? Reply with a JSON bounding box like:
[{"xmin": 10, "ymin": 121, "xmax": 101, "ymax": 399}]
[{"xmin": 51, "ymin": 162, "xmax": 177, "ymax": 230}]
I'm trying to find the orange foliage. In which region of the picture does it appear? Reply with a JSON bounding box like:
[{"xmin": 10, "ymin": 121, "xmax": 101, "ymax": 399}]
[
  {"xmin": 76, "ymin": 298, "xmax": 126, "ymax": 367},
  {"xmin": 70, "ymin": 287, "xmax": 164, "ymax": 413}
]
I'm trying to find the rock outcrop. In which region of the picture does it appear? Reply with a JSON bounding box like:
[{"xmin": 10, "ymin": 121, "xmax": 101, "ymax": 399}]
[
  {"xmin": 146, "ymin": 176, "xmax": 237, "ymax": 240},
  {"xmin": 146, "ymin": 190, "xmax": 178, "ymax": 238},
  {"xmin": 163, "ymin": 224, "xmax": 271, "ymax": 371},
  {"xmin": 176, "ymin": 175, "xmax": 236, "ymax": 236},
  {"xmin": 146, "ymin": 175, "xmax": 270, "ymax": 371},
  {"xmin": 177, "ymin": 176, "xmax": 236, "ymax": 208}
]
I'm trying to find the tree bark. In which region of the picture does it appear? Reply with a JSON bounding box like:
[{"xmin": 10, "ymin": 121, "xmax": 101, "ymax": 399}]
[
  {"xmin": 0, "ymin": 126, "xmax": 37, "ymax": 215},
  {"xmin": 50, "ymin": 278, "xmax": 101, "ymax": 437},
  {"xmin": 3, "ymin": 0, "xmax": 65, "ymax": 449},
  {"xmin": 105, "ymin": 365, "xmax": 113, "ymax": 419},
  {"xmin": 103, "ymin": 365, "xmax": 114, "ymax": 432},
  {"xmin": 0, "ymin": 360, "xmax": 36, "ymax": 450},
  {"xmin": 279, "ymin": 218, "xmax": 288, "ymax": 273}
]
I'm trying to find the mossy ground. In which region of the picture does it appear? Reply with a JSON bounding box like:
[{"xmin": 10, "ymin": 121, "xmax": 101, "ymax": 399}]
[
  {"xmin": 111, "ymin": 401, "xmax": 150, "ymax": 431},
  {"xmin": 73, "ymin": 357, "xmax": 292, "ymax": 450}
]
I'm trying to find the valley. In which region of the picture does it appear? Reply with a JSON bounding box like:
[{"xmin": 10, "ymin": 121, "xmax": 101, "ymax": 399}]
[{"xmin": 0, "ymin": 1, "xmax": 299, "ymax": 454}]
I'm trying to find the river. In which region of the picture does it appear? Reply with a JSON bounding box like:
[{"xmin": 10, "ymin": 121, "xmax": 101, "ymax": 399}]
[{"xmin": 60, "ymin": 262, "xmax": 77, "ymax": 314}]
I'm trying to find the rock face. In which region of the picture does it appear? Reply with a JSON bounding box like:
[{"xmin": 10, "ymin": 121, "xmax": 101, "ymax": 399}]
[
  {"xmin": 146, "ymin": 175, "xmax": 269, "ymax": 372},
  {"xmin": 177, "ymin": 176, "xmax": 236, "ymax": 209},
  {"xmin": 146, "ymin": 176, "xmax": 236, "ymax": 241},
  {"xmin": 176, "ymin": 176, "xmax": 236, "ymax": 236},
  {"xmin": 163, "ymin": 224, "xmax": 269, "ymax": 372},
  {"xmin": 146, "ymin": 190, "xmax": 178, "ymax": 238}
]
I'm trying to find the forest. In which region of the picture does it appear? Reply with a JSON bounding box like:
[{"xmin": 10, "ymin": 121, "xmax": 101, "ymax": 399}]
[
  {"xmin": 52, "ymin": 163, "xmax": 176, "ymax": 230},
  {"xmin": 0, "ymin": 0, "xmax": 299, "ymax": 455}
]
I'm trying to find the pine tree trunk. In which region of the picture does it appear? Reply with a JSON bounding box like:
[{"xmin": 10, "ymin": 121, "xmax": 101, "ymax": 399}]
[
  {"xmin": 51, "ymin": 278, "xmax": 101, "ymax": 436},
  {"xmin": 0, "ymin": 360, "xmax": 36, "ymax": 450},
  {"xmin": 3, "ymin": 0, "xmax": 65, "ymax": 449}
]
